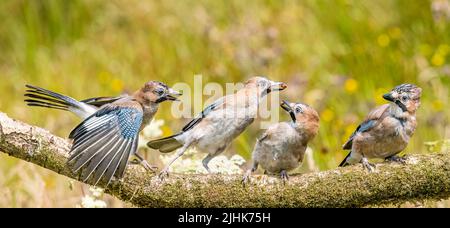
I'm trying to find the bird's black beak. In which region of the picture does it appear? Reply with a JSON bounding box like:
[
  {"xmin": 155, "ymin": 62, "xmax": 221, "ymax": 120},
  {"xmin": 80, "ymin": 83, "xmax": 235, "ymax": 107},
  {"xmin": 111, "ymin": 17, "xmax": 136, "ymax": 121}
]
[
  {"xmin": 382, "ymin": 92, "xmax": 395, "ymax": 102},
  {"xmin": 165, "ymin": 88, "xmax": 182, "ymax": 101},
  {"xmin": 280, "ymin": 100, "xmax": 296, "ymax": 122},
  {"xmin": 383, "ymin": 92, "xmax": 408, "ymax": 112}
]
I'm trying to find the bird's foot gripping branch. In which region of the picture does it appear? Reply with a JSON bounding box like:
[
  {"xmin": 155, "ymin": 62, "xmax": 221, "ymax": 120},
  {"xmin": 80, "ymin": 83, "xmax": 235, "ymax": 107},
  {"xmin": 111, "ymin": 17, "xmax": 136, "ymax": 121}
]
[{"xmin": 1, "ymin": 111, "xmax": 450, "ymax": 207}]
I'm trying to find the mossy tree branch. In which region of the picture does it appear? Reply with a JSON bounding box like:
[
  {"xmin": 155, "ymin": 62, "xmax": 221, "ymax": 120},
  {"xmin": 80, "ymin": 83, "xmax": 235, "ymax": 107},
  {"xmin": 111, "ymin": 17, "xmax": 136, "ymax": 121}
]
[{"xmin": 1, "ymin": 112, "xmax": 449, "ymax": 207}]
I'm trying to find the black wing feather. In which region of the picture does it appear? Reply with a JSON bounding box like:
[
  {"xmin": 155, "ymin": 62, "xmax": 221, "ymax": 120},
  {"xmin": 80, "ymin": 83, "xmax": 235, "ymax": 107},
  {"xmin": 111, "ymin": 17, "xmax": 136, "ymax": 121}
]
[
  {"xmin": 91, "ymin": 138, "xmax": 130, "ymax": 185},
  {"xmin": 182, "ymin": 99, "xmax": 223, "ymax": 132},
  {"xmin": 116, "ymin": 137, "xmax": 139, "ymax": 179},
  {"xmin": 80, "ymin": 96, "xmax": 123, "ymax": 107},
  {"xmin": 72, "ymin": 130, "xmax": 119, "ymax": 172},
  {"xmin": 25, "ymin": 84, "xmax": 81, "ymax": 109},
  {"xmin": 82, "ymin": 136, "xmax": 123, "ymax": 183},
  {"xmin": 68, "ymin": 106, "xmax": 143, "ymax": 186},
  {"xmin": 102, "ymin": 139, "xmax": 132, "ymax": 185},
  {"xmin": 342, "ymin": 120, "xmax": 376, "ymax": 150},
  {"xmin": 147, "ymin": 98, "xmax": 224, "ymax": 153}
]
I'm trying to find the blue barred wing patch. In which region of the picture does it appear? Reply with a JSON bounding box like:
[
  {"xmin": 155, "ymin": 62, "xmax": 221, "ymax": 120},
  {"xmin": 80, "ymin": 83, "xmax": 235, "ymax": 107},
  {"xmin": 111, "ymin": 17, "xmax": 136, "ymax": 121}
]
[
  {"xmin": 116, "ymin": 108, "xmax": 143, "ymax": 139},
  {"xmin": 68, "ymin": 105, "xmax": 143, "ymax": 186}
]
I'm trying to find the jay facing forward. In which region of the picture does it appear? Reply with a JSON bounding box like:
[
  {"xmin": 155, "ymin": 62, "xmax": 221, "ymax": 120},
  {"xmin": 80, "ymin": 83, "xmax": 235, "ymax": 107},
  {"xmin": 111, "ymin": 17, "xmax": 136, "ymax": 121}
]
[
  {"xmin": 24, "ymin": 82, "xmax": 181, "ymax": 185},
  {"xmin": 147, "ymin": 76, "xmax": 287, "ymax": 179},
  {"xmin": 339, "ymin": 84, "xmax": 422, "ymax": 171},
  {"xmin": 243, "ymin": 100, "xmax": 319, "ymax": 182}
]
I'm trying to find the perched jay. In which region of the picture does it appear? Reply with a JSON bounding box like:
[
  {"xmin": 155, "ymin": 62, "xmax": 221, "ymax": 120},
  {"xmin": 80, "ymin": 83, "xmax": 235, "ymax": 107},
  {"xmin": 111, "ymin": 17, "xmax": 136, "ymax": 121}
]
[
  {"xmin": 147, "ymin": 76, "xmax": 287, "ymax": 179},
  {"xmin": 339, "ymin": 84, "xmax": 422, "ymax": 171},
  {"xmin": 242, "ymin": 100, "xmax": 319, "ymax": 182},
  {"xmin": 24, "ymin": 82, "xmax": 181, "ymax": 185}
]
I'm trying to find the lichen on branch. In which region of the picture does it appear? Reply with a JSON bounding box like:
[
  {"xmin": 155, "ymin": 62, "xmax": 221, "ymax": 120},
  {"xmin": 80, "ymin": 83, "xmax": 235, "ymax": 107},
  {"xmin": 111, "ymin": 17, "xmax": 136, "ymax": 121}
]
[{"xmin": 0, "ymin": 112, "xmax": 449, "ymax": 207}]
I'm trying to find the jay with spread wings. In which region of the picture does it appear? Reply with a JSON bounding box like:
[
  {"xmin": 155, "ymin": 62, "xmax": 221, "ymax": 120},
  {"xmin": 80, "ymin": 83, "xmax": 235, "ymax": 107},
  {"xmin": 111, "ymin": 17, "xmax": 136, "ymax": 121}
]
[{"xmin": 24, "ymin": 81, "xmax": 181, "ymax": 185}]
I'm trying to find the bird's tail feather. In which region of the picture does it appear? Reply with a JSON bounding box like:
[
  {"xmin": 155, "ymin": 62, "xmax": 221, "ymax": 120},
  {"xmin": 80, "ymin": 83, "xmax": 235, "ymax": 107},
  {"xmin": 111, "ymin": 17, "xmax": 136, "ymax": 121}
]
[
  {"xmin": 147, "ymin": 133, "xmax": 183, "ymax": 153},
  {"xmin": 24, "ymin": 84, "xmax": 81, "ymax": 111},
  {"xmin": 339, "ymin": 152, "xmax": 351, "ymax": 167}
]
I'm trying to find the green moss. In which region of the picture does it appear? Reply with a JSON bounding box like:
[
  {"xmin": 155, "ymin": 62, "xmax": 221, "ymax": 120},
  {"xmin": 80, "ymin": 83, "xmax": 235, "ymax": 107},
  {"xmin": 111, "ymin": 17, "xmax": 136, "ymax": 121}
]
[
  {"xmin": 103, "ymin": 153, "xmax": 450, "ymax": 208},
  {"xmin": 2, "ymin": 115, "xmax": 450, "ymax": 208}
]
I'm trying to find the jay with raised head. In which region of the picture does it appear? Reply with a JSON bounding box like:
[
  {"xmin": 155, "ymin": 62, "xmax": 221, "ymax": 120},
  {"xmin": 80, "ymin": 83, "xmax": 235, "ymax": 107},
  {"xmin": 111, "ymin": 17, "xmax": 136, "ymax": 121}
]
[
  {"xmin": 24, "ymin": 82, "xmax": 181, "ymax": 185},
  {"xmin": 147, "ymin": 76, "xmax": 287, "ymax": 179},
  {"xmin": 339, "ymin": 84, "xmax": 422, "ymax": 171},
  {"xmin": 242, "ymin": 100, "xmax": 319, "ymax": 183}
]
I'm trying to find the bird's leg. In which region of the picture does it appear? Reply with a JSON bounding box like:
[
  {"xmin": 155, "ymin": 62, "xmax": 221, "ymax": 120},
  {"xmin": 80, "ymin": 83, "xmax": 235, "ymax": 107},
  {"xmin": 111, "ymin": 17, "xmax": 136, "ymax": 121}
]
[
  {"xmin": 201, "ymin": 154, "xmax": 215, "ymax": 173},
  {"xmin": 201, "ymin": 146, "xmax": 226, "ymax": 173},
  {"xmin": 280, "ymin": 170, "xmax": 289, "ymax": 184},
  {"xmin": 385, "ymin": 155, "xmax": 407, "ymax": 164},
  {"xmin": 132, "ymin": 153, "xmax": 158, "ymax": 173},
  {"xmin": 242, "ymin": 161, "xmax": 258, "ymax": 186},
  {"xmin": 361, "ymin": 157, "xmax": 375, "ymax": 172},
  {"xmin": 158, "ymin": 144, "xmax": 189, "ymax": 181}
]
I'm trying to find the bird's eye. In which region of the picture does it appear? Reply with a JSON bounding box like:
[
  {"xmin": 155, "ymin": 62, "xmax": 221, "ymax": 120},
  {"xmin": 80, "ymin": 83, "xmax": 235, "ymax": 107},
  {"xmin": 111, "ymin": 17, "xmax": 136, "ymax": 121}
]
[
  {"xmin": 401, "ymin": 95, "xmax": 408, "ymax": 101},
  {"xmin": 258, "ymin": 81, "xmax": 267, "ymax": 87},
  {"xmin": 155, "ymin": 88, "xmax": 164, "ymax": 96},
  {"xmin": 295, "ymin": 107, "xmax": 302, "ymax": 113}
]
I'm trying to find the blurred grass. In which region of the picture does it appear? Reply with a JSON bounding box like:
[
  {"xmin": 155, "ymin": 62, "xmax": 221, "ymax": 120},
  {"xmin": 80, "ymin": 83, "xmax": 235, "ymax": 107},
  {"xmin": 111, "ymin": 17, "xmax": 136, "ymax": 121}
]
[{"xmin": 0, "ymin": 0, "xmax": 449, "ymax": 207}]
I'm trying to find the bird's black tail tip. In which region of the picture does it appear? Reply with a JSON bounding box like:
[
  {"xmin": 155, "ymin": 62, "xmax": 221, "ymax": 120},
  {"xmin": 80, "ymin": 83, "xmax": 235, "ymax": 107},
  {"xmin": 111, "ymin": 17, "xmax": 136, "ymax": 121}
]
[
  {"xmin": 338, "ymin": 152, "xmax": 351, "ymax": 167},
  {"xmin": 24, "ymin": 84, "xmax": 76, "ymax": 111},
  {"xmin": 147, "ymin": 134, "xmax": 183, "ymax": 153},
  {"xmin": 338, "ymin": 161, "xmax": 349, "ymax": 167}
]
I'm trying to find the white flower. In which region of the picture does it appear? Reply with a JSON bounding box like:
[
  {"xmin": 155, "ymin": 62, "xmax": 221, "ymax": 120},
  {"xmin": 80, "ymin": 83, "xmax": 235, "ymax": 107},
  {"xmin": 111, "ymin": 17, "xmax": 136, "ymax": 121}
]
[
  {"xmin": 139, "ymin": 119, "xmax": 165, "ymax": 148},
  {"xmin": 230, "ymin": 154, "xmax": 246, "ymax": 166},
  {"xmin": 143, "ymin": 119, "xmax": 165, "ymax": 138},
  {"xmin": 77, "ymin": 186, "xmax": 107, "ymax": 208},
  {"xmin": 89, "ymin": 187, "xmax": 104, "ymax": 198},
  {"xmin": 159, "ymin": 150, "xmax": 246, "ymax": 174},
  {"xmin": 79, "ymin": 195, "xmax": 107, "ymax": 208}
]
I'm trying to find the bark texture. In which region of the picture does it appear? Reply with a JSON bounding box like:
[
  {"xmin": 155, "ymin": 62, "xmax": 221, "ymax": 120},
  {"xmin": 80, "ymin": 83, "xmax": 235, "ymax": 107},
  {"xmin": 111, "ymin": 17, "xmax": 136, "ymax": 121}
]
[{"xmin": 1, "ymin": 112, "xmax": 449, "ymax": 207}]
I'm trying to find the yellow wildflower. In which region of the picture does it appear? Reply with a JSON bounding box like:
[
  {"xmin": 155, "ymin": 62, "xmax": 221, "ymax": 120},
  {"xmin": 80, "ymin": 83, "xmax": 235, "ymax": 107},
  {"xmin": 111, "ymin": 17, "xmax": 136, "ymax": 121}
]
[
  {"xmin": 321, "ymin": 109, "xmax": 335, "ymax": 122},
  {"xmin": 344, "ymin": 78, "xmax": 358, "ymax": 94},
  {"xmin": 111, "ymin": 78, "xmax": 124, "ymax": 92},
  {"xmin": 431, "ymin": 53, "xmax": 445, "ymax": 66},
  {"xmin": 377, "ymin": 34, "xmax": 390, "ymax": 47}
]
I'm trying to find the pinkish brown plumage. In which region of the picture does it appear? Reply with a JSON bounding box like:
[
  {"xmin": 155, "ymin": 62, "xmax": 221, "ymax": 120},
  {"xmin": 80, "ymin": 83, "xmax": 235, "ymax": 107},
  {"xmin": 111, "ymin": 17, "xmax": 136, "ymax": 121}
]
[
  {"xmin": 339, "ymin": 84, "xmax": 422, "ymax": 171},
  {"xmin": 147, "ymin": 76, "xmax": 287, "ymax": 180},
  {"xmin": 243, "ymin": 100, "xmax": 319, "ymax": 182},
  {"xmin": 24, "ymin": 81, "xmax": 181, "ymax": 186}
]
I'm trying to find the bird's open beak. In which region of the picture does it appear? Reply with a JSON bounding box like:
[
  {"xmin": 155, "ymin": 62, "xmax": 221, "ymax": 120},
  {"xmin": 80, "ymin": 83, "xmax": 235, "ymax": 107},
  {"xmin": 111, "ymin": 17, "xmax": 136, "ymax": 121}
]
[
  {"xmin": 382, "ymin": 92, "xmax": 395, "ymax": 102},
  {"xmin": 165, "ymin": 88, "xmax": 182, "ymax": 101},
  {"xmin": 280, "ymin": 100, "xmax": 296, "ymax": 122},
  {"xmin": 280, "ymin": 100, "xmax": 293, "ymax": 112},
  {"xmin": 268, "ymin": 81, "xmax": 287, "ymax": 93}
]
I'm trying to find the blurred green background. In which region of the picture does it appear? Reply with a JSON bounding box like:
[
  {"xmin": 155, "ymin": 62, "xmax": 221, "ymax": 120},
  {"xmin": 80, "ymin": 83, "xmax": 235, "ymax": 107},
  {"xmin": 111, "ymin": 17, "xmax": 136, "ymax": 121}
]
[{"xmin": 0, "ymin": 0, "xmax": 449, "ymax": 207}]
